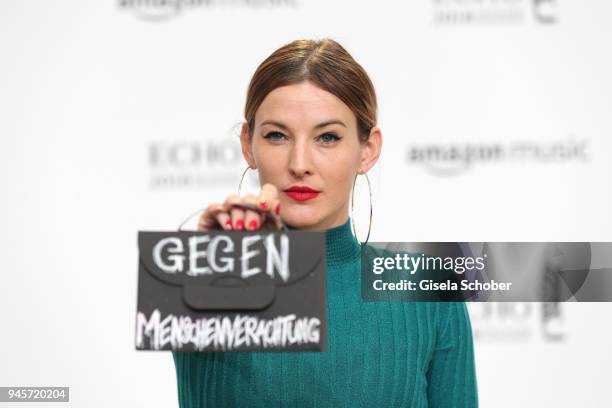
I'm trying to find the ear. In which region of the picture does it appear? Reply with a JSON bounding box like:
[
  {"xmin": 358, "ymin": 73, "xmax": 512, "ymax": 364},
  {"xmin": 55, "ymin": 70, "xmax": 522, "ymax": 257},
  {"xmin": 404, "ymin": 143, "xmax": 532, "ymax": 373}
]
[
  {"xmin": 357, "ymin": 126, "xmax": 382, "ymax": 174},
  {"xmin": 240, "ymin": 121, "xmax": 257, "ymax": 169}
]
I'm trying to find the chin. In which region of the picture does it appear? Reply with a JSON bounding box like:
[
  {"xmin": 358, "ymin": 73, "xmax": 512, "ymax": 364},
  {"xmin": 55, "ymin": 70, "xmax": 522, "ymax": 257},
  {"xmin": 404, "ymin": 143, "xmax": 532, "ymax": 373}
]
[{"xmin": 282, "ymin": 208, "xmax": 321, "ymax": 229}]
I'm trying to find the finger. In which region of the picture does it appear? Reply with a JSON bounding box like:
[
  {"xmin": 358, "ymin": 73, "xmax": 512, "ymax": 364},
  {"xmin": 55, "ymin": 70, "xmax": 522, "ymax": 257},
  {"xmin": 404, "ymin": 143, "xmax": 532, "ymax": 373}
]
[
  {"xmin": 270, "ymin": 197, "xmax": 281, "ymax": 216},
  {"xmin": 223, "ymin": 194, "xmax": 242, "ymax": 208},
  {"xmin": 244, "ymin": 192, "xmax": 282, "ymax": 230},
  {"xmin": 245, "ymin": 208, "xmax": 261, "ymax": 230},
  {"xmin": 242, "ymin": 194, "xmax": 262, "ymax": 230},
  {"xmin": 251, "ymin": 186, "xmax": 282, "ymax": 225},
  {"xmin": 223, "ymin": 194, "xmax": 245, "ymax": 230},
  {"xmin": 259, "ymin": 197, "xmax": 282, "ymax": 230},
  {"xmin": 215, "ymin": 211, "xmax": 232, "ymax": 230},
  {"xmin": 230, "ymin": 205, "xmax": 245, "ymax": 230},
  {"xmin": 197, "ymin": 202, "xmax": 225, "ymax": 231},
  {"xmin": 247, "ymin": 197, "xmax": 282, "ymax": 231},
  {"xmin": 261, "ymin": 213, "xmax": 283, "ymax": 230},
  {"xmin": 257, "ymin": 183, "xmax": 280, "ymax": 210}
]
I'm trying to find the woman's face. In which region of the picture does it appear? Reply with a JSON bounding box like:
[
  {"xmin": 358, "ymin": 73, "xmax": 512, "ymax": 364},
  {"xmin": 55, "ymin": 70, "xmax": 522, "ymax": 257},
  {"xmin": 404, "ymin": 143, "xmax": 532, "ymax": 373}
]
[{"xmin": 240, "ymin": 81, "xmax": 381, "ymax": 231}]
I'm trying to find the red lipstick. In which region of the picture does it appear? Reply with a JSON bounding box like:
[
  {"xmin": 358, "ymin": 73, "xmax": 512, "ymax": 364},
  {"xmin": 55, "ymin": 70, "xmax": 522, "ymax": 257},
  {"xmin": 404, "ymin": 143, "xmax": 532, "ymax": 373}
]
[{"xmin": 284, "ymin": 185, "xmax": 321, "ymax": 201}]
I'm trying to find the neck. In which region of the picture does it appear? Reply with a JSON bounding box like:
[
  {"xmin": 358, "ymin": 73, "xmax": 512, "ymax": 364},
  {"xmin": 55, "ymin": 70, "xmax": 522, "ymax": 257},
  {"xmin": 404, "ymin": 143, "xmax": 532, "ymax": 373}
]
[
  {"xmin": 283, "ymin": 212, "xmax": 349, "ymax": 232},
  {"xmin": 284, "ymin": 216, "xmax": 361, "ymax": 266}
]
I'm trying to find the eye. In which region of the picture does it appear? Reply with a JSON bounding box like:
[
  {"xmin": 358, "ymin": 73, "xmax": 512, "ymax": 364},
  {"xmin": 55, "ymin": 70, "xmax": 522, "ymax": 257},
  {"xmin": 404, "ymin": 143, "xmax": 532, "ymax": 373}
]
[
  {"xmin": 318, "ymin": 132, "xmax": 341, "ymax": 144},
  {"xmin": 263, "ymin": 131, "xmax": 286, "ymax": 141}
]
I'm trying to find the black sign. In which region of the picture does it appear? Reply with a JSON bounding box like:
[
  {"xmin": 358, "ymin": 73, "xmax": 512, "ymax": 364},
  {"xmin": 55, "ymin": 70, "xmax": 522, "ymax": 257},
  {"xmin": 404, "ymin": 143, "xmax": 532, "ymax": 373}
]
[{"xmin": 135, "ymin": 230, "xmax": 327, "ymax": 352}]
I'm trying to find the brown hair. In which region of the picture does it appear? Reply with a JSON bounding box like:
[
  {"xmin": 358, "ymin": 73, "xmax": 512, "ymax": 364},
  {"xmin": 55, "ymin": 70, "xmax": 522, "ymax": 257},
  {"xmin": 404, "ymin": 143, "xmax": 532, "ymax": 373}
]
[{"xmin": 244, "ymin": 38, "xmax": 378, "ymax": 143}]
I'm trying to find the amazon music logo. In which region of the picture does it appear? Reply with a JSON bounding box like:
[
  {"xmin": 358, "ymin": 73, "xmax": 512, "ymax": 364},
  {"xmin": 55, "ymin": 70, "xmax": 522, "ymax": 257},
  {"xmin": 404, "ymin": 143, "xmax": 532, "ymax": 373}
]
[
  {"xmin": 405, "ymin": 137, "xmax": 588, "ymax": 176},
  {"xmin": 432, "ymin": 0, "xmax": 558, "ymax": 25},
  {"xmin": 117, "ymin": 0, "xmax": 298, "ymax": 22},
  {"xmin": 147, "ymin": 140, "xmax": 253, "ymax": 190}
]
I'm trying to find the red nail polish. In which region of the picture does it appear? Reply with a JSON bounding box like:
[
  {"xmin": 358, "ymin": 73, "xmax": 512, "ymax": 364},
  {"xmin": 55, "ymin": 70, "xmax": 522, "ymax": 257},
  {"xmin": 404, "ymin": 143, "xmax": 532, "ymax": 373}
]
[
  {"xmin": 274, "ymin": 202, "xmax": 281, "ymax": 215},
  {"xmin": 248, "ymin": 219, "xmax": 258, "ymax": 230},
  {"xmin": 259, "ymin": 200, "xmax": 268, "ymax": 209},
  {"xmin": 235, "ymin": 219, "xmax": 244, "ymax": 230},
  {"xmin": 225, "ymin": 220, "xmax": 233, "ymax": 230}
]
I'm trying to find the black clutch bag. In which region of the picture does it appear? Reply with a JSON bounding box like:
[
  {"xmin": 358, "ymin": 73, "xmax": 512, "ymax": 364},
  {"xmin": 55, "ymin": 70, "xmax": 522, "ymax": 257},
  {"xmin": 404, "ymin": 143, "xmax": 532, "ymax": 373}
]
[{"xmin": 135, "ymin": 222, "xmax": 328, "ymax": 352}]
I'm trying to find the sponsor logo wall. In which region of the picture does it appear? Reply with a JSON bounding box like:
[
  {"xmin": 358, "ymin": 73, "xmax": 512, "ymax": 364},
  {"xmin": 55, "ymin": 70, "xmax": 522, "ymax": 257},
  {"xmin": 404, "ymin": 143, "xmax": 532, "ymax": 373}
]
[{"xmin": 2, "ymin": 0, "xmax": 611, "ymax": 407}]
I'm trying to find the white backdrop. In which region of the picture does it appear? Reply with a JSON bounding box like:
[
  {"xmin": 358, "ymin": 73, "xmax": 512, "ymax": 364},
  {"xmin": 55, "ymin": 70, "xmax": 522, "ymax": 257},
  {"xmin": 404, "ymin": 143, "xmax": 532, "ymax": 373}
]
[{"xmin": 1, "ymin": 0, "xmax": 611, "ymax": 406}]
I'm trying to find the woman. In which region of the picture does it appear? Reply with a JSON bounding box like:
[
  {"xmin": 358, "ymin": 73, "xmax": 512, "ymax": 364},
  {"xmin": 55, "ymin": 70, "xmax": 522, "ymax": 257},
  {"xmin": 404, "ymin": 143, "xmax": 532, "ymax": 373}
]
[{"xmin": 172, "ymin": 38, "xmax": 478, "ymax": 407}]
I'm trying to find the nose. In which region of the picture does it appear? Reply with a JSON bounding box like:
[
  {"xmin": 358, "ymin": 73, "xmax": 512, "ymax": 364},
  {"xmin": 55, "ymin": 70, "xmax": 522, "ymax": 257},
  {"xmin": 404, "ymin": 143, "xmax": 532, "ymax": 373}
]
[{"xmin": 288, "ymin": 136, "xmax": 313, "ymax": 178}]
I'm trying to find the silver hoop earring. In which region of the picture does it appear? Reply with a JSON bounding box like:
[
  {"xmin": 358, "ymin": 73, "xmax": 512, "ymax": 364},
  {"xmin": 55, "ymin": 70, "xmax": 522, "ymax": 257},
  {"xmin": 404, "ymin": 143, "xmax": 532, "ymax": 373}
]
[
  {"xmin": 237, "ymin": 166, "xmax": 253, "ymax": 196},
  {"xmin": 350, "ymin": 172, "xmax": 373, "ymax": 246}
]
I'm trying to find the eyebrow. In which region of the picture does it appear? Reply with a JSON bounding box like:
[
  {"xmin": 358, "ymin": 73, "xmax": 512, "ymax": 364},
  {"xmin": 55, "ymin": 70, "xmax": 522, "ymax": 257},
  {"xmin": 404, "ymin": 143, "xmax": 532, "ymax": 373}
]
[{"xmin": 260, "ymin": 119, "xmax": 347, "ymax": 130}]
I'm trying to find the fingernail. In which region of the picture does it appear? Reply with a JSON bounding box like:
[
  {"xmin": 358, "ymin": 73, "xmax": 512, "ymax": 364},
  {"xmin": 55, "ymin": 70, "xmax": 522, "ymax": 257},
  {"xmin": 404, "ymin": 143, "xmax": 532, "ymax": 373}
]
[
  {"xmin": 248, "ymin": 219, "xmax": 258, "ymax": 230},
  {"xmin": 275, "ymin": 202, "xmax": 281, "ymax": 215},
  {"xmin": 235, "ymin": 219, "xmax": 244, "ymax": 230},
  {"xmin": 225, "ymin": 220, "xmax": 233, "ymax": 230},
  {"xmin": 259, "ymin": 200, "xmax": 268, "ymax": 209}
]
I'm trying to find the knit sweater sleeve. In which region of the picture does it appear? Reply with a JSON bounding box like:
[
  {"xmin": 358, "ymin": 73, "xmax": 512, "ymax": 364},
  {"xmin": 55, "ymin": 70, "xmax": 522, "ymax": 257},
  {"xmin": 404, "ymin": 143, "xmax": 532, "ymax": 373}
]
[{"xmin": 426, "ymin": 302, "xmax": 479, "ymax": 407}]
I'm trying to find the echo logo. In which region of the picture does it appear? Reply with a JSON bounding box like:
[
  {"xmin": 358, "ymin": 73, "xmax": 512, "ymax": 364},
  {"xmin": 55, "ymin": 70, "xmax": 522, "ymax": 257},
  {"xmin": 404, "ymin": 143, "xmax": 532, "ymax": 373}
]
[
  {"xmin": 147, "ymin": 140, "xmax": 246, "ymax": 189},
  {"xmin": 533, "ymin": 0, "xmax": 557, "ymax": 24},
  {"xmin": 149, "ymin": 141, "xmax": 242, "ymax": 168}
]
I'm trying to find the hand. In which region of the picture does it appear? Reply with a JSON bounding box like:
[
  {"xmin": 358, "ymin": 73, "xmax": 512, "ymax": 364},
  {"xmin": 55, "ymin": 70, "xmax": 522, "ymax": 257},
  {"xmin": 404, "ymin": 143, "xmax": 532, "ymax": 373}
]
[{"xmin": 197, "ymin": 183, "xmax": 283, "ymax": 231}]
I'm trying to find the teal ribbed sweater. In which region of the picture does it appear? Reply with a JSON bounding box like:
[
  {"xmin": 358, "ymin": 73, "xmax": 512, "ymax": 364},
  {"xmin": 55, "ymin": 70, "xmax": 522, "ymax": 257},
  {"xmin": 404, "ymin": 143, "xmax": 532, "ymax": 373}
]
[{"xmin": 172, "ymin": 217, "xmax": 478, "ymax": 407}]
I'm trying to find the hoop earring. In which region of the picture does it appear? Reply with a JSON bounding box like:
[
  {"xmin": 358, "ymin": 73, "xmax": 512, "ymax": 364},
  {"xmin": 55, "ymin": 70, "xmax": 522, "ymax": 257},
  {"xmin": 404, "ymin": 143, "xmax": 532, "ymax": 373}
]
[
  {"xmin": 350, "ymin": 172, "xmax": 373, "ymax": 246},
  {"xmin": 237, "ymin": 166, "xmax": 253, "ymax": 196}
]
